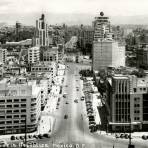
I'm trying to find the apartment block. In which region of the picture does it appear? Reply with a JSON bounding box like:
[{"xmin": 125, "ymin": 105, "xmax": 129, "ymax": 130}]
[
  {"xmin": 28, "ymin": 46, "xmax": 40, "ymax": 64},
  {"xmin": 0, "ymin": 77, "xmax": 42, "ymax": 135},
  {"xmin": 92, "ymin": 40, "xmax": 125, "ymax": 71},
  {"xmin": 110, "ymin": 75, "xmax": 148, "ymax": 132},
  {"xmin": 0, "ymin": 48, "xmax": 7, "ymax": 64}
]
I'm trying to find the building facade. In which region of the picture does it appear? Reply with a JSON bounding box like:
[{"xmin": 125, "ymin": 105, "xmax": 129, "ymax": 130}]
[
  {"xmin": 0, "ymin": 77, "xmax": 42, "ymax": 135},
  {"xmin": 137, "ymin": 44, "xmax": 148, "ymax": 69},
  {"xmin": 28, "ymin": 46, "xmax": 40, "ymax": 64},
  {"xmin": 110, "ymin": 75, "xmax": 148, "ymax": 132},
  {"xmin": 0, "ymin": 48, "xmax": 7, "ymax": 64},
  {"xmin": 92, "ymin": 40, "xmax": 125, "ymax": 71},
  {"xmin": 35, "ymin": 14, "xmax": 49, "ymax": 47}
]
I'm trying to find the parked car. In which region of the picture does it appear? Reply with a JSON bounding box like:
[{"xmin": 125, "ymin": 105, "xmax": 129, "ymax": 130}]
[
  {"xmin": 38, "ymin": 134, "xmax": 43, "ymax": 139},
  {"xmin": 64, "ymin": 114, "xmax": 68, "ymax": 119},
  {"xmin": 10, "ymin": 136, "xmax": 15, "ymax": 140},
  {"xmin": 33, "ymin": 135, "xmax": 38, "ymax": 139},
  {"xmin": 74, "ymin": 99, "xmax": 78, "ymax": 103},
  {"xmin": 115, "ymin": 134, "xmax": 120, "ymax": 138},
  {"xmin": 120, "ymin": 134, "xmax": 125, "ymax": 138},
  {"xmin": 142, "ymin": 135, "xmax": 147, "ymax": 140},
  {"xmin": 20, "ymin": 136, "xmax": 25, "ymax": 140},
  {"xmin": 43, "ymin": 133, "xmax": 50, "ymax": 138}
]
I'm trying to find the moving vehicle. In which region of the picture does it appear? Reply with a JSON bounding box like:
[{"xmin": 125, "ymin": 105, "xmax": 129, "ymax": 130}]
[
  {"xmin": 65, "ymin": 101, "xmax": 69, "ymax": 104},
  {"xmin": 74, "ymin": 99, "xmax": 78, "ymax": 103},
  {"xmin": 81, "ymin": 96, "xmax": 85, "ymax": 101},
  {"xmin": 64, "ymin": 114, "xmax": 68, "ymax": 119}
]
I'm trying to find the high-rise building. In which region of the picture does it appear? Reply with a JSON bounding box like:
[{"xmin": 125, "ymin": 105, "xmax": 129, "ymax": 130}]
[
  {"xmin": 0, "ymin": 48, "xmax": 7, "ymax": 64},
  {"xmin": 109, "ymin": 74, "xmax": 148, "ymax": 132},
  {"xmin": 137, "ymin": 44, "xmax": 148, "ymax": 69},
  {"xmin": 0, "ymin": 77, "xmax": 42, "ymax": 135},
  {"xmin": 92, "ymin": 12, "xmax": 125, "ymax": 71},
  {"xmin": 34, "ymin": 14, "xmax": 49, "ymax": 47},
  {"xmin": 28, "ymin": 46, "xmax": 40, "ymax": 64},
  {"xmin": 92, "ymin": 40, "xmax": 125, "ymax": 71},
  {"xmin": 93, "ymin": 12, "xmax": 112, "ymax": 41}
]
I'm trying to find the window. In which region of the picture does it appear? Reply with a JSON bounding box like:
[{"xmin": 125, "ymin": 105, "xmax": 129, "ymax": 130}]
[
  {"xmin": 6, "ymin": 121, "xmax": 12, "ymax": 124},
  {"xmin": 7, "ymin": 100, "xmax": 12, "ymax": 103},
  {"xmin": 0, "ymin": 121, "xmax": 5, "ymax": 124},
  {"xmin": 6, "ymin": 110, "xmax": 12, "ymax": 113},
  {"xmin": 21, "ymin": 104, "xmax": 26, "ymax": 107},
  {"xmin": 21, "ymin": 109, "xmax": 26, "ymax": 113},
  {"xmin": 0, "ymin": 116, "xmax": 5, "ymax": 119},
  {"xmin": 133, "ymin": 88, "xmax": 137, "ymax": 92},
  {"xmin": 7, "ymin": 116, "xmax": 12, "ymax": 119},
  {"xmin": 21, "ymin": 99, "xmax": 26, "ymax": 102},
  {"xmin": 14, "ymin": 110, "xmax": 19, "ymax": 113},
  {"xmin": 0, "ymin": 100, "xmax": 5, "ymax": 103},
  {"xmin": 14, "ymin": 115, "xmax": 19, "ymax": 118},
  {"xmin": 7, "ymin": 105, "xmax": 12, "ymax": 108},
  {"xmin": 14, "ymin": 99, "xmax": 19, "ymax": 102},
  {"xmin": 14, "ymin": 120, "xmax": 19, "ymax": 124},
  {"xmin": 14, "ymin": 104, "xmax": 19, "ymax": 107},
  {"xmin": 21, "ymin": 115, "xmax": 26, "ymax": 118}
]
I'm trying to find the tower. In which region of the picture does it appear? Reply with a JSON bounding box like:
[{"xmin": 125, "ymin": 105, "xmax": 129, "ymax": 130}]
[
  {"xmin": 35, "ymin": 14, "xmax": 49, "ymax": 47},
  {"xmin": 93, "ymin": 12, "xmax": 112, "ymax": 41}
]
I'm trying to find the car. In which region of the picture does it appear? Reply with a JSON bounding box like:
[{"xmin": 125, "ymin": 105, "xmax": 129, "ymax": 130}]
[
  {"xmin": 56, "ymin": 107, "xmax": 59, "ymax": 109},
  {"xmin": 15, "ymin": 136, "xmax": 19, "ymax": 140},
  {"xmin": 125, "ymin": 134, "xmax": 129, "ymax": 139},
  {"xmin": 43, "ymin": 133, "xmax": 50, "ymax": 138},
  {"xmin": 120, "ymin": 134, "xmax": 125, "ymax": 138},
  {"xmin": 38, "ymin": 134, "xmax": 43, "ymax": 139},
  {"xmin": 142, "ymin": 135, "xmax": 147, "ymax": 140},
  {"xmin": 65, "ymin": 102, "xmax": 69, "ymax": 104},
  {"xmin": 115, "ymin": 134, "xmax": 120, "ymax": 138},
  {"xmin": 33, "ymin": 135, "xmax": 38, "ymax": 139},
  {"xmin": 74, "ymin": 99, "xmax": 78, "ymax": 103},
  {"xmin": 28, "ymin": 135, "xmax": 33, "ymax": 139},
  {"xmin": 20, "ymin": 136, "xmax": 25, "ymax": 140},
  {"xmin": 76, "ymin": 88, "xmax": 79, "ymax": 91},
  {"xmin": 10, "ymin": 135, "xmax": 15, "ymax": 140},
  {"xmin": 81, "ymin": 97, "xmax": 85, "ymax": 101},
  {"xmin": 64, "ymin": 115, "xmax": 68, "ymax": 119}
]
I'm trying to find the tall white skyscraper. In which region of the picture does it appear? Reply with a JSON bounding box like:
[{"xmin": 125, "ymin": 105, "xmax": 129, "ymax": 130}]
[
  {"xmin": 35, "ymin": 14, "xmax": 49, "ymax": 47},
  {"xmin": 92, "ymin": 12, "xmax": 125, "ymax": 71}
]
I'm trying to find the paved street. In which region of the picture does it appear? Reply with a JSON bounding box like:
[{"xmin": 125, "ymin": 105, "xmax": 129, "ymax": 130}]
[{"xmin": 32, "ymin": 62, "xmax": 148, "ymax": 148}]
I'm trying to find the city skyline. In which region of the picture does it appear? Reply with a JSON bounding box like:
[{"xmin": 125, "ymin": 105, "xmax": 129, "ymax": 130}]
[{"xmin": 1, "ymin": 0, "xmax": 148, "ymax": 25}]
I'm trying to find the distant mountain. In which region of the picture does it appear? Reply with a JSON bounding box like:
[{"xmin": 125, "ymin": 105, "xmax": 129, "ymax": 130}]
[{"xmin": 0, "ymin": 12, "xmax": 148, "ymax": 26}]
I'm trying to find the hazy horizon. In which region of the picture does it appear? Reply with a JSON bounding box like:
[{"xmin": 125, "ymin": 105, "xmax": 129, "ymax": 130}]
[{"xmin": 1, "ymin": 0, "xmax": 148, "ymax": 26}]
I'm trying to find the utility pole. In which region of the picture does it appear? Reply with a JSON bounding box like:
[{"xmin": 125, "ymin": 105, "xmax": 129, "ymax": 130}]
[
  {"xmin": 128, "ymin": 118, "xmax": 135, "ymax": 148},
  {"xmin": 24, "ymin": 115, "xmax": 27, "ymax": 148}
]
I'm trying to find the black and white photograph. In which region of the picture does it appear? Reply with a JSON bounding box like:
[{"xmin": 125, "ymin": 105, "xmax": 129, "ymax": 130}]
[{"xmin": 0, "ymin": 0, "xmax": 148, "ymax": 148}]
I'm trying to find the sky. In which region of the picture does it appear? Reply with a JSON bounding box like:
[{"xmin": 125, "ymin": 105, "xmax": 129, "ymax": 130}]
[{"xmin": 1, "ymin": 0, "xmax": 148, "ymax": 25}]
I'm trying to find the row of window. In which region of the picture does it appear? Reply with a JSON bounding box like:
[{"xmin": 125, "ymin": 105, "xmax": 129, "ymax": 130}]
[
  {"xmin": 133, "ymin": 87, "xmax": 146, "ymax": 93},
  {"xmin": 0, "ymin": 104, "xmax": 26, "ymax": 108},
  {"xmin": 0, "ymin": 99, "xmax": 26, "ymax": 103},
  {"xmin": 0, "ymin": 120, "xmax": 25, "ymax": 124},
  {"xmin": 0, "ymin": 114, "xmax": 26, "ymax": 119},
  {"xmin": 134, "ymin": 117, "xmax": 140, "ymax": 121}
]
